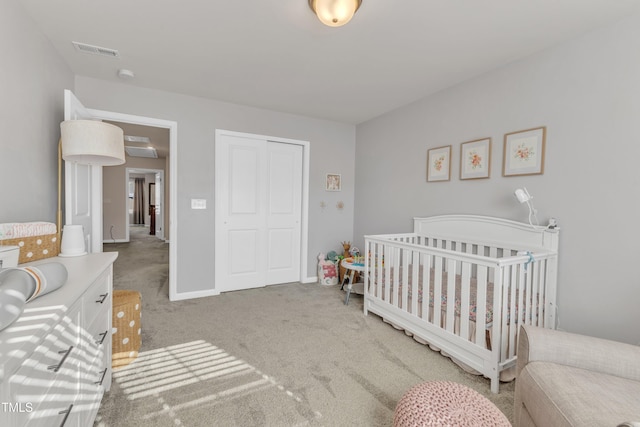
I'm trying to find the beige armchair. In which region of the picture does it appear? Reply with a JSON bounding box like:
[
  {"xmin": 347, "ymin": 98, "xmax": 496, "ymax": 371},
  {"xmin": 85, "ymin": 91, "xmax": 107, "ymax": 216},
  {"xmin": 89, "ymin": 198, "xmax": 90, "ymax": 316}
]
[{"xmin": 515, "ymin": 324, "xmax": 640, "ymax": 427}]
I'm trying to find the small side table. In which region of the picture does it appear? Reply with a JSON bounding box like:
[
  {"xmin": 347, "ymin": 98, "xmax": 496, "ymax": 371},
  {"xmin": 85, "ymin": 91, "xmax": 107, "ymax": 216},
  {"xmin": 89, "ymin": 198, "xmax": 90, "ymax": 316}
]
[{"xmin": 340, "ymin": 258, "xmax": 365, "ymax": 305}]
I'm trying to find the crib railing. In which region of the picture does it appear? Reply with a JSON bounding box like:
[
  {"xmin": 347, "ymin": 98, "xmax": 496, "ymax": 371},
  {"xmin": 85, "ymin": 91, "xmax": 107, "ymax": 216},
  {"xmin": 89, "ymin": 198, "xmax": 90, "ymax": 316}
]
[{"xmin": 363, "ymin": 233, "xmax": 558, "ymax": 393}]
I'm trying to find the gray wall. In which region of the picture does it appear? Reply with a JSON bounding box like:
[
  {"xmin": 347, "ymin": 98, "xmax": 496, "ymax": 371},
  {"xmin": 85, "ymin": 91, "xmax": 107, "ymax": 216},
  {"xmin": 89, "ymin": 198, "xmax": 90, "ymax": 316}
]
[
  {"xmin": 76, "ymin": 77, "xmax": 356, "ymax": 294},
  {"xmin": 354, "ymin": 13, "xmax": 640, "ymax": 344},
  {"xmin": 0, "ymin": 0, "xmax": 73, "ymax": 224}
]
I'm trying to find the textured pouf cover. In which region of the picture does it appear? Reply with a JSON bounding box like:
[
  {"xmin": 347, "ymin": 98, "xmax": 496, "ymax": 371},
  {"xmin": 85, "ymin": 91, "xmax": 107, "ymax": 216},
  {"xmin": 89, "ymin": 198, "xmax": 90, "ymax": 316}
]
[
  {"xmin": 112, "ymin": 290, "xmax": 142, "ymax": 368},
  {"xmin": 393, "ymin": 381, "xmax": 511, "ymax": 427}
]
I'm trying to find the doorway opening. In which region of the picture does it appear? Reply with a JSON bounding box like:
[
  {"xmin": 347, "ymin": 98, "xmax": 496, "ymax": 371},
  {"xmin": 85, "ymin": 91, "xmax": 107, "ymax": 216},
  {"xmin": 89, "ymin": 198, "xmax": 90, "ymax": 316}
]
[{"xmin": 89, "ymin": 109, "xmax": 179, "ymax": 301}]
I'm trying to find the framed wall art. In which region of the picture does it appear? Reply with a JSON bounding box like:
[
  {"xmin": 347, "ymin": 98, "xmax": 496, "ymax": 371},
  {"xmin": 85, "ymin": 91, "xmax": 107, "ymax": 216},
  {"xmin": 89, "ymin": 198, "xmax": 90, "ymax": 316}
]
[
  {"xmin": 427, "ymin": 145, "xmax": 451, "ymax": 182},
  {"xmin": 326, "ymin": 173, "xmax": 341, "ymax": 191},
  {"xmin": 503, "ymin": 126, "xmax": 546, "ymax": 177},
  {"xmin": 460, "ymin": 138, "xmax": 491, "ymax": 180}
]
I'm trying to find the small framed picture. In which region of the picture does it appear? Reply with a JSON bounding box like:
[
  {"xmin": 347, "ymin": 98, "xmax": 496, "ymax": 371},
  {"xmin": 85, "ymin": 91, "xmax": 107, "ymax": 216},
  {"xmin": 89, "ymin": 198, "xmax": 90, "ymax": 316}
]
[
  {"xmin": 503, "ymin": 127, "xmax": 546, "ymax": 177},
  {"xmin": 460, "ymin": 138, "xmax": 491, "ymax": 180},
  {"xmin": 427, "ymin": 145, "xmax": 451, "ymax": 182},
  {"xmin": 326, "ymin": 173, "xmax": 341, "ymax": 191}
]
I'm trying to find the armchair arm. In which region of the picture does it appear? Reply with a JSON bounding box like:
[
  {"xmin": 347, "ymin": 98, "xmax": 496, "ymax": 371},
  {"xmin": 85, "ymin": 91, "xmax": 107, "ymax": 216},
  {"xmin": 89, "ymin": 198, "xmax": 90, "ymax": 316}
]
[{"xmin": 517, "ymin": 325, "xmax": 640, "ymax": 381}]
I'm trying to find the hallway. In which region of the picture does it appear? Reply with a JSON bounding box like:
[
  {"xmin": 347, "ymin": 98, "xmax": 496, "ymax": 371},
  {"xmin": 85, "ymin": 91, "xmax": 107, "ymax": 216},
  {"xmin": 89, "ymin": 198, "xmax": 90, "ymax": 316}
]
[{"xmin": 104, "ymin": 226, "xmax": 169, "ymax": 299}]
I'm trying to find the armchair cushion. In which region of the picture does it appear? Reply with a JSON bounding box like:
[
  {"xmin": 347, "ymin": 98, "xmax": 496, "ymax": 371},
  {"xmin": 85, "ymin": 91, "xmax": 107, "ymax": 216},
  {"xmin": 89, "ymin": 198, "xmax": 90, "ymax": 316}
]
[{"xmin": 515, "ymin": 325, "xmax": 640, "ymax": 427}]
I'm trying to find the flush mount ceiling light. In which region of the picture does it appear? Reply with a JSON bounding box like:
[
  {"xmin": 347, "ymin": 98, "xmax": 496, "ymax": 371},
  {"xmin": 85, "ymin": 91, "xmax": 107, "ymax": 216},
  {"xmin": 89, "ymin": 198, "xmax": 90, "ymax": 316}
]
[{"xmin": 308, "ymin": 0, "xmax": 362, "ymax": 27}]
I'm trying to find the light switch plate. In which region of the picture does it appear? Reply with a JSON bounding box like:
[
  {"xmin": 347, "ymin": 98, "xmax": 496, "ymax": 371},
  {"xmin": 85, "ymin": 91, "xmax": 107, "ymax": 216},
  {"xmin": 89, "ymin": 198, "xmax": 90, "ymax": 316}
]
[{"xmin": 191, "ymin": 199, "xmax": 207, "ymax": 209}]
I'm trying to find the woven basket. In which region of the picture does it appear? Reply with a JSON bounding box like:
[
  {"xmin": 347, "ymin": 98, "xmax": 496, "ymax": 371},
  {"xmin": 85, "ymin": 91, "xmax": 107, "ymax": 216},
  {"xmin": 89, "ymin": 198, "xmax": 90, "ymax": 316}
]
[
  {"xmin": 0, "ymin": 234, "xmax": 59, "ymax": 264},
  {"xmin": 112, "ymin": 290, "xmax": 142, "ymax": 368}
]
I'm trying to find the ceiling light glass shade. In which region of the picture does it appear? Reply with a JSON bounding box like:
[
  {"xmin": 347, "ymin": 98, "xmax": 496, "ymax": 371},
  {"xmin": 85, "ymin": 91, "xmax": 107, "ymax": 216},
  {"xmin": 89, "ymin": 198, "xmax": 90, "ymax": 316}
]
[
  {"xmin": 60, "ymin": 120, "xmax": 125, "ymax": 165},
  {"xmin": 309, "ymin": 0, "xmax": 362, "ymax": 27}
]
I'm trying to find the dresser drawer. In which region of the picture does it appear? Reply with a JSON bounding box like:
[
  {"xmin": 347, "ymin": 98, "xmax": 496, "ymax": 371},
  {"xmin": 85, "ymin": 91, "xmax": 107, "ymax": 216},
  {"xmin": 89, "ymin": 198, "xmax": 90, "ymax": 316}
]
[
  {"xmin": 81, "ymin": 310, "xmax": 110, "ymax": 364},
  {"xmin": 9, "ymin": 306, "xmax": 81, "ymax": 427},
  {"xmin": 19, "ymin": 394, "xmax": 79, "ymax": 427},
  {"xmin": 83, "ymin": 268, "xmax": 111, "ymax": 327}
]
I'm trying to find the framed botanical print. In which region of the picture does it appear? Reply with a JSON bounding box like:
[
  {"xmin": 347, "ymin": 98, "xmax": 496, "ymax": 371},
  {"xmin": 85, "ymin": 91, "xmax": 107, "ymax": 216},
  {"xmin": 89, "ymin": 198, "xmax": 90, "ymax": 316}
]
[
  {"xmin": 503, "ymin": 127, "xmax": 546, "ymax": 177},
  {"xmin": 460, "ymin": 138, "xmax": 491, "ymax": 180},
  {"xmin": 427, "ymin": 145, "xmax": 451, "ymax": 182},
  {"xmin": 326, "ymin": 173, "xmax": 341, "ymax": 191}
]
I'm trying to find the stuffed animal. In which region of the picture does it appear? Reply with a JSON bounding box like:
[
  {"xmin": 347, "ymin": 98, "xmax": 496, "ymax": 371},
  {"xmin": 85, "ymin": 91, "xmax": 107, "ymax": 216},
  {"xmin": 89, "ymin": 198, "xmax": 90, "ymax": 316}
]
[{"xmin": 341, "ymin": 241, "xmax": 351, "ymax": 258}]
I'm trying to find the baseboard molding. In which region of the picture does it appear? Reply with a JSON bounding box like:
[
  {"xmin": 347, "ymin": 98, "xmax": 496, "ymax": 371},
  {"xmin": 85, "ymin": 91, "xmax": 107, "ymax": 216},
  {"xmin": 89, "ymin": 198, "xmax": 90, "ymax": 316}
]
[
  {"xmin": 302, "ymin": 276, "xmax": 318, "ymax": 284},
  {"xmin": 103, "ymin": 239, "xmax": 128, "ymax": 244},
  {"xmin": 170, "ymin": 288, "xmax": 220, "ymax": 302}
]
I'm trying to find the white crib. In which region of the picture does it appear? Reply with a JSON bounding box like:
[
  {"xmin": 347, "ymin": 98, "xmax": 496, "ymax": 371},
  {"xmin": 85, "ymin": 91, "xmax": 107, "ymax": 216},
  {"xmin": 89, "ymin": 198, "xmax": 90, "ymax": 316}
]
[{"xmin": 363, "ymin": 215, "xmax": 559, "ymax": 393}]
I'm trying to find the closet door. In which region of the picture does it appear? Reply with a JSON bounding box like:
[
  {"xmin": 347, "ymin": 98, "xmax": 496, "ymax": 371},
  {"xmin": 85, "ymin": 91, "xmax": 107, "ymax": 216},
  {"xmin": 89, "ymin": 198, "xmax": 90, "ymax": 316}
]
[
  {"xmin": 266, "ymin": 142, "xmax": 302, "ymax": 285},
  {"xmin": 216, "ymin": 134, "xmax": 267, "ymax": 292},
  {"xmin": 215, "ymin": 132, "xmax": 303, "ymax": 292}
]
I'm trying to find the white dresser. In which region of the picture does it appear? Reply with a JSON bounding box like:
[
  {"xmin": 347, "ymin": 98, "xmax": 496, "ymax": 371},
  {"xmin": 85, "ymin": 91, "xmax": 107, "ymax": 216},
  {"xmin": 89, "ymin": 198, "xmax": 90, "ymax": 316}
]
[{"xmin": 0, "ymin": 252, "xmax": 118, "ymax": 426}]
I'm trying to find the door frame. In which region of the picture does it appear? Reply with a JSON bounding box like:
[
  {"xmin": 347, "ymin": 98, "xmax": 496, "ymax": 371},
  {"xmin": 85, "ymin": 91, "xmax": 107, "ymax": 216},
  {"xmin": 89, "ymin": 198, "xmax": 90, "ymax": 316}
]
[
  {"xmin": 87, "ymin": 108, "xmax": 179, "ymax": 301},
  {"xmin": 214, "ymin": 129, "xmax": 311, "ymax": 291},
  {"xmin": 125, "ymin": 168, "xmax": 165, "ymax": 241}
]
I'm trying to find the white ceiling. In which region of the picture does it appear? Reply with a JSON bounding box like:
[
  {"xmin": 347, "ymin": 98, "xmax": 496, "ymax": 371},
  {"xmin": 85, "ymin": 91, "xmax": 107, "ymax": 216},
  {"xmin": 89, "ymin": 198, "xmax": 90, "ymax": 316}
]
[{"xmin": 20, "ymin": 0, "xmax": 640, "ymax": 125}]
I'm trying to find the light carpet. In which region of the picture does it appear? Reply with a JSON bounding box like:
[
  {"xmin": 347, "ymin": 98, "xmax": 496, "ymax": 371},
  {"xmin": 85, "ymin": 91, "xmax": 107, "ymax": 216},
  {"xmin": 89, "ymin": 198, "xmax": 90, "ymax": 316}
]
[{"xmin": 95, "ymin": 227, "xmax": 514, "ymax": 426}]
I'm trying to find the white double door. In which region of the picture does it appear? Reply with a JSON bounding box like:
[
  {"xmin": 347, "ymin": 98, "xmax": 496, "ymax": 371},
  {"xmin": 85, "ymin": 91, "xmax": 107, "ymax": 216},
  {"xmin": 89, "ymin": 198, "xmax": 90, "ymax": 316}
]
[{"xmin": 215, "ymin": 131, "xmax": 303, "ymax": 292}]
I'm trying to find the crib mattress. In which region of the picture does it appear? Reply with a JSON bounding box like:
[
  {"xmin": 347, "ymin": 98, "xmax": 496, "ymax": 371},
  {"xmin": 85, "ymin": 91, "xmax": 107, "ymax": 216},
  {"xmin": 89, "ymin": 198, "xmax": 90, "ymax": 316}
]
[{"xmin": 370, "ymin": 266, "xmax": 537, "ymax": 325}]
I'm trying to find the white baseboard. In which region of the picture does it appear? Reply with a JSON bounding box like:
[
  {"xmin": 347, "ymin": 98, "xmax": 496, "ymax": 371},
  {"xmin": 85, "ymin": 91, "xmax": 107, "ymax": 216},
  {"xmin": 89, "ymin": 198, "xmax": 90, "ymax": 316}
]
[
  {"xmin": 170, "ymin": 288, "xmax": 220, "ymax": 301},
  {"xmin": 103, "ymin": 239, "xmax": 128, "ymax": 244},
  {"xmin": 302, "ymin": 276, "xmax": 318, "ymax": 284}
]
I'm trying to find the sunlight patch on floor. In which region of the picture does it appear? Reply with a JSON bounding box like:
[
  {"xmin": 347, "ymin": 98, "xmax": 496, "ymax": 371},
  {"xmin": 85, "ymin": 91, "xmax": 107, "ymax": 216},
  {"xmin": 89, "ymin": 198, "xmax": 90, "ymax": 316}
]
[{"xmin": 105, "ymin": 340, "xmax": 321, "ymax": 425}]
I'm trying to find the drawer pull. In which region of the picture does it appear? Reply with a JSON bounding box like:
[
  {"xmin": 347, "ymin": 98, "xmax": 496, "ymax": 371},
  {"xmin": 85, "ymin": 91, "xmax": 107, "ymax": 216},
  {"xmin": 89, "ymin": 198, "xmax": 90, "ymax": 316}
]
[
  {"xmin": 95, "ymin": 368, "xmax": 108, "ymax": 386},
  {"xmin": 95, "ymin": 293, "xmax": 109, "ymax": 304},
  {"xmin": 48, "ymin": 346, "xmax": 73, "ymax": 373},
  {"xmin": 58, "ymin": 403, "xmax": 73, "ymax": 427},
  {"xmin": 96, "ymin": 331, "xmax": 108, "ymax": 345}
]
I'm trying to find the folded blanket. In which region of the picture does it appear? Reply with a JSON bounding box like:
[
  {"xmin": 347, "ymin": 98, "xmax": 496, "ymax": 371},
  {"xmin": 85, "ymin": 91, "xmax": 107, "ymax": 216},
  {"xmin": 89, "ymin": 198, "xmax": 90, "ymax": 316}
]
[{"xmin": 0, "ymin": 222, "xmax": 57, "ymax": 240}]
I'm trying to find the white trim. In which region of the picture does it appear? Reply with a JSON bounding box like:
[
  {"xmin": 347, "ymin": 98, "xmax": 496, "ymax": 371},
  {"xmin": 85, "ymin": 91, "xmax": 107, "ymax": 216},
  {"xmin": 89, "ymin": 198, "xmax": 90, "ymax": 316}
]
[
  {"xmin": 87, "ymin": 108, "xmax": 179, "ymax": 301},
  {"xmin": 302, "ymin": 276, "xmax": 318, "ymax": 284},
  {"xmin": 103, "ymin": 239, "xmax": 128, "ymax": 244},
  {"xmin": 169, "ymin": 288, "xmax": 220, "ymax": 301},
  {"xmin": 214, "ymin": 129, "xmax": 310, "ymax": 291}
]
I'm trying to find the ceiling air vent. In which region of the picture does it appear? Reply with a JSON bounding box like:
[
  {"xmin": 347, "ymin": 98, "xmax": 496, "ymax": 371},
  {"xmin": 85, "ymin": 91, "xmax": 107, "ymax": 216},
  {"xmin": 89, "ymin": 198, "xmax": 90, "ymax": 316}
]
[
  {"xmin": 72, "ymin": 41, "xmax": 119, "ymax": 58},
  {"xmin": 125, "ymin": 146, "xmax": 158, "ymax": 159}
]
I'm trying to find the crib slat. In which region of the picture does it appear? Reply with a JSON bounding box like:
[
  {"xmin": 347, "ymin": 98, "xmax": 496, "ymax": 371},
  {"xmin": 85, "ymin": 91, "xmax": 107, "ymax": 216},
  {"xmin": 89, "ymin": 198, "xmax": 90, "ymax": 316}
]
[
  {"xmin": 532, "ymin": 261, "xmax": 541, "ymax": 326},
  {"xmin": 512, "ymin": 264, "xmax": 525, "ymax": 357},
  {"xmin": 475, "ymin": 266, "xmax": 488, "ymax": 346},
  {"xmin": 382, "ymin": 245, "xmax": 390, "ymax": 303},
  {"xmin": 411, "ymin": 250, "xmax": 420, "ymax": 316},
  {"xmin": 433, "ymin": 256, "xmax": 443, "ymax": 328},
  {"xmin": 373, "ymin": 244, "xmax": 382, "ymax": 301},
  {"xmin": 524, "ymin": 260, "xmax": 533, "ymax": 327},
  {"xmin": 393, "ymin": 247, "xmax": 400, "ymax": 307},
  {"xmin": 459, "ymin": 261, "xmax": 471, "ymax": 341},
  {"xmin": 421, "ymin": 253, "xmax": 431, "ymax": 322},
  {"xmin": 445, "ymin": 258, "xmax": 456, "ymax": 333},
  {"xmin": 517, "ymin": 262, "xmax": 526, "ymax": 329},
  {"xmin": 401, "ymin": 249, "xmax": 410, "ymax": 310}
]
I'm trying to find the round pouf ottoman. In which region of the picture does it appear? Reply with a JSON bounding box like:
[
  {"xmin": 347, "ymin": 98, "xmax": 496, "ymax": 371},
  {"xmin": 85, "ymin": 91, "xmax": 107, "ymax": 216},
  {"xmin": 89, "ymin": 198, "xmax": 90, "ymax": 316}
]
[
  {"xmin": 112, "ymin": 290, "xmax": 142, "ymax": 368},
  {"xmin": 393, "ymin": 381, "xmax": 511, "ymax": 427}
]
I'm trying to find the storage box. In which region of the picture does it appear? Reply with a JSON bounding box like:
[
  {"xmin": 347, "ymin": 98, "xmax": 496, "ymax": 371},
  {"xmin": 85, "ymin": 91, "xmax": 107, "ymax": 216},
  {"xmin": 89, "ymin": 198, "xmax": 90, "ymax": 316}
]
[
  {"xmin": 0, "ymin": 246, "xmax": 19, "ymax": 269},
  {"xmin": 0, "ymin": 234, "xmax": 59, "ymax": 264},
  {"xmin": 112, "ymin": 290, "xmax": 142, "ymax": 368}
]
